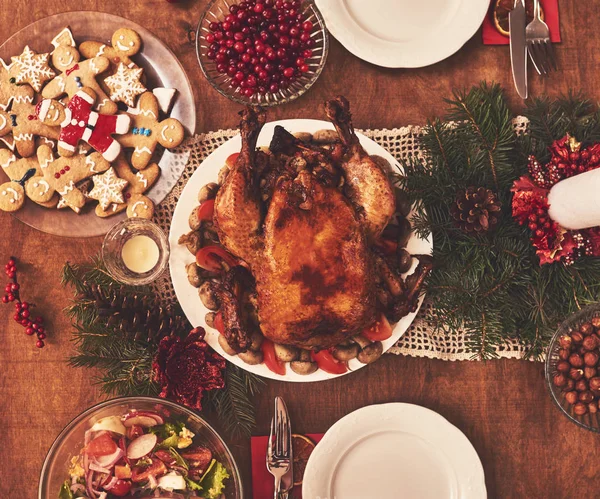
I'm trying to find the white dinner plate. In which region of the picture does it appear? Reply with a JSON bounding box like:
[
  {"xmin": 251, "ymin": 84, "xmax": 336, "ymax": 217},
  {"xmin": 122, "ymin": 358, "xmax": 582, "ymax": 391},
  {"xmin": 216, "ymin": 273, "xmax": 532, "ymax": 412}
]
[
  {"xmin": 303, "ymin": 403, "xmax": 487, "ymax": 499},
  {"xmin": 169, "ymin": 118, "xmax": 432, "ymax": 382},
  {"xmin": 315, "ymin": 0, "xmax": 489, "ymax": 68}
]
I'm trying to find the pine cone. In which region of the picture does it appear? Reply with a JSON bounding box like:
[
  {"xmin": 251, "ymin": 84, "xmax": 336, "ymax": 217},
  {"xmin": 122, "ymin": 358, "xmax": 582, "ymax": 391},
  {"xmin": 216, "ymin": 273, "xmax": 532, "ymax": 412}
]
[
  {"xmin": 450, "ymin": 187, "xmax": 502, "ymax": 233},
  {"xmin": 84, "ymin": 283, "xmax": 188, "ymax": 343}
]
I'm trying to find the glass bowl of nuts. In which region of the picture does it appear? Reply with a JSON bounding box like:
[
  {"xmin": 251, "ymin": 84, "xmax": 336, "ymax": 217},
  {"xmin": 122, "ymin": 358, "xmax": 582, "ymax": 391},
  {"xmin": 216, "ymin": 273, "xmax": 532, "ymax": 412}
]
[{"xmin": 546, "ymin": 304, "xmax": 600, "ymax": 432}]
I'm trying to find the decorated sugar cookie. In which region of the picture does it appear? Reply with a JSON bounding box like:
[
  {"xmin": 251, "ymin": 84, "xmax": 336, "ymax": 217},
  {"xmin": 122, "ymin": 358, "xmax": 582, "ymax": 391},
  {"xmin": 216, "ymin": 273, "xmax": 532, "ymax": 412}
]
[
  {"xmin": 0, "ymin": 149, "xmax": 53, "ymax": 212},
  {"xmin": 88, "ymin": 166, "xmax": 128, "ymax": 209},
  {"xmin": 36, "ymin": 87, "xmax": 130, "ymax": 161},
  {"xmin": 104, "ymin": 63, "xmax": 146, "ymax": 107},
  {"xmin": 95, "ymin": 156, "xmax": 160, "ymax": 217},
  {"xmin": 0, "ymin": 58, "xmax": 35, "ymax": 111},
  {"xmin": 0, "ymin": 85, "xmax": 60, "ymax": 158},
  {"xmin": 9, "ymin": 46, "xmax": 55, "ymax": 93},
  {"xmin": 36, "ymin": 144, "xmax": 111, "ymax": 212},
  {"xmin": 126, "ymin": 194, "xmax": 154, "ymax": 219},
  {"xmin": 119, "ymin": 92, "xmax": 184, "ymax": 169},
  {"xmin": 42, "ymin": 27, "xmax": 117, "ymax": 115},
  {"xmin": 80, "ymin": 28, "xmax": 142, "ymax": 73}
]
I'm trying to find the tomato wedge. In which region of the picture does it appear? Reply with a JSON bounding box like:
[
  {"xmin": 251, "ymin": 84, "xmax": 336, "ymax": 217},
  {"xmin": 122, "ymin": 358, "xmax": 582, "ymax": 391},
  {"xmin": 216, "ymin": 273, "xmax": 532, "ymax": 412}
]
[
  {"xmin": 214, "ymin": 311, "xmax": 225, "ymax": 335},
  {"xmin": 108, "ymin": 479, "xmax": 132, "ymax": 496},
  {"xmin": 362, "ymin": 313, "xmax": 393, "ymax": 342},
  {"xmin": 374, "ymin": 238, "xmax": 398, "ymax": 256},
  {"xmin": 196, "ymin": 245, "xmax": 238, "ymax": 273},
  {"xmin": 197, "ymin": 199, "xmax": 215, "ymax": 222},
  {"xmin": 85, "ymin": 432, "xmax": 118, "ymax": 457},
  {"xmin": 226, "ymin": 152, "xmax": 240, "ymax": 168},
  {"xmin": 261, "ymin": 339, "xmax": 286, "ymax": 375},
  {"xmin": 311, "ymin": 350, "xmax": 348, "ymax": 375}
]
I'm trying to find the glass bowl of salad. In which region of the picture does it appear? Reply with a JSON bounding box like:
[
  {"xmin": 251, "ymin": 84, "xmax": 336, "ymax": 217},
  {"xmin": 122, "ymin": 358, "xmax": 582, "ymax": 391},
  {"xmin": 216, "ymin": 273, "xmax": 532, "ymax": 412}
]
[{"xmin": 39, "ymin": 396, "xmax": 243, "ymax": 499}]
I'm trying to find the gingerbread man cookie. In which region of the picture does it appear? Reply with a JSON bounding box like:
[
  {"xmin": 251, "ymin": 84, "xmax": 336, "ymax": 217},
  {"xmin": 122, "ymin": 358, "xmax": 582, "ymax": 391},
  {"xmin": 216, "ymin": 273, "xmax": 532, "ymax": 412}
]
[
  {"xmin": 36, "ymin": 144, "xmax": 111, "ymax": 212},
  {"xmin": 0, "ymin": 85, "xmax": 60, "ymax": 158},
  {"xmin": 80, "ymin": 28, "xmax": 142, "ymax": 74},
  {"xmin": 127, "ymin": 194, "xmax": 154, "ymax": 219},
  {"xmin": 41, "ymin": 28, "xmax": 117, "ymax": 115},
  {"xmin": 36, "ymin": 87, "xmax": 130, "ymax": 162},
  {"xmin": 9, "ymin": 46, "xmax": 55, "ymax": 92},
  {"xmin": 95, "ymin": 155, "xmax": 160, "ymax": 217},
  {"xmin": 118, "ymin": 92, "xmax": 184, "ymax": 169},
  {"xmin": 0, "ymin": 149, "xmax": 53, "ymax": 211}
]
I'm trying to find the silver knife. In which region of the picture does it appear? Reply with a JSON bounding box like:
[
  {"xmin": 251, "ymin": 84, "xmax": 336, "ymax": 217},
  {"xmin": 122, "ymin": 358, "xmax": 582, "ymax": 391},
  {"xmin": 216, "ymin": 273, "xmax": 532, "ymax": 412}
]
[
  {"xmin": 277, "ymin": 396, "xmax": 294, "ymax": 499},
  {"xmin": 509, "ymin": 0, "xmax": 528, "ymax": 99}
]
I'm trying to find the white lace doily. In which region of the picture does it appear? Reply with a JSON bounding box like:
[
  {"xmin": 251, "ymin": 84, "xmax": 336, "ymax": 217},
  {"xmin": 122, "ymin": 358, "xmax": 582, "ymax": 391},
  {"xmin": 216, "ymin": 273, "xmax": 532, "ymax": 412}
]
[{"xmin": 152, "ymin": 118, "xmax": 531, "ymax": 362}]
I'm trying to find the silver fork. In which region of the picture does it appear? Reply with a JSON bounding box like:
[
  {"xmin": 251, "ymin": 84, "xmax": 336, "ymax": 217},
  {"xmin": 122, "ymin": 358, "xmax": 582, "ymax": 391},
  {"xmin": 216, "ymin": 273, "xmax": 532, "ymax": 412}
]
[
  {"xmin": 526, "ymin": 0, "xmax": 557, "ymax": 75},
  {"xmin": 266, "ymin": 397, "xmax": 292, "ymax": 499}
]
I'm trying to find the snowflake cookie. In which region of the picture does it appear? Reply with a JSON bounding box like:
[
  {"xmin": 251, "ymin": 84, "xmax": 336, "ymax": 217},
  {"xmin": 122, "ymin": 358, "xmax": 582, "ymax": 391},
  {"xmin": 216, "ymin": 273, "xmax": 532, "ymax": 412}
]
[
  {"xmin": 104, "ymin": 63, "xmax": 146, "ymax": 107},
  {"xmin": 88, "ymin": 166, "xmax": 128, "ymax": 210},
  {"xmin": 10, "ymin": 46, "xmax": 55, "ymax": 93}
]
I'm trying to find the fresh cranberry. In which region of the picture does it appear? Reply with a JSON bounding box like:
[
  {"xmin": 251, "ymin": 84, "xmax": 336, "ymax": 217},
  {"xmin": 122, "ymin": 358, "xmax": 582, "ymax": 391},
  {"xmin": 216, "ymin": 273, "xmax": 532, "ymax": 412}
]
[
  {"xmin": 283, "ymin": 67, "xmax": 294, "ymax": 78},
  {"xmin": 209, "ymin": 22, "xmax": 220, "ymax": 31}
]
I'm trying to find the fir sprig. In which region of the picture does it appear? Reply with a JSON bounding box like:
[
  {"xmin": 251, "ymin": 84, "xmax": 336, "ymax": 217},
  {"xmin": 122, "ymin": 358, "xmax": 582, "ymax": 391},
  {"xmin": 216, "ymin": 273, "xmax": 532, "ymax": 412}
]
[
  {"xmin": 402, "ymin": 83, "xmax": 600, "ymax": 359},
  {"xmin": 62, "ymin": 256, "xmax": 261, "ymax": 437}
]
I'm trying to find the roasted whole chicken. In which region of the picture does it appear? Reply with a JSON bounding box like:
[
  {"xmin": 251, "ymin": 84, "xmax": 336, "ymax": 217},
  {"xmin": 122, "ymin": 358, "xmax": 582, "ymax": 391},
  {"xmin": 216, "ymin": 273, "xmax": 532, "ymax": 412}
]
[{"xmin": 213, "ymin": 96, "xmax": 431, "ymax": 352}]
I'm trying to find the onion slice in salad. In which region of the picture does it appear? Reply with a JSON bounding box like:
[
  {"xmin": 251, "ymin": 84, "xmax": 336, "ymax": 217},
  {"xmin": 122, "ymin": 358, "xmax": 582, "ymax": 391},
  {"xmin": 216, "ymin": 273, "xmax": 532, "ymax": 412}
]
[
  {"xmin": 89, "ymin": 462, "xmax": 111, "ymax": 474},
  {"xmin": 127, "ymin": 433, "xmax": 158, "ymax": 459},
  {"xmin": 103, "ymin": 476, "xmax": 119, "ymax": 490},
  {"xmin": 94, "ymin": 446, "xmax": 124, "ymax": 468}
]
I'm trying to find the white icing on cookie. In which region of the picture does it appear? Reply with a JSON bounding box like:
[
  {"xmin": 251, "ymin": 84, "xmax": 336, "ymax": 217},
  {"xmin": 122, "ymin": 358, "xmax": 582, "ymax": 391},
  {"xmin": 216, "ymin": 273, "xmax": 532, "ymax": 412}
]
[
  {"xmin": 33, "ymin": 180, "xmax": 50, "ymax": 195},
  {"xmin": 97, "ymin": 44, "xmax": 106, "ymax": 57},
  {"xmin": 0, "ymin": 114, "xmax": 6, "ymax": 131},
  {"xmin": 134, "ymin": 146, "xmax": 153, "ymax": 155},
  {"xmin": 3, "ymin": 187, "xmax": 20, "ymax": 203},
  {"xmin": 136, "ymin": 171, "xmax": 148, "ymax": 188},
  {"xmin": 58, "ymin": 180, "xmax": 75, "ymax": 196},
  {"xmin": 85, "ymin": 155, "xmax": 98, "ymax": 173},
  {"xmin": 1, "ymin": 154, "xmax": 15, "ymax": 169},
  {"xmin": 14, "ymin": 133, "xmax": 34, "ymax": 142},
  {"xmin": 131, "ymin": 200, "xmax": 148, "ymax": 216}
]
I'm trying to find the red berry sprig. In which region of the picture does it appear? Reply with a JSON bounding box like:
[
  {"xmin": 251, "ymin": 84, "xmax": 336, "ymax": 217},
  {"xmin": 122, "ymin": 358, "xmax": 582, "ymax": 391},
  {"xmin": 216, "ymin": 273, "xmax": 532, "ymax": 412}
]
[{"xmin": 3, "ymin": 257, "xmax": 47, "ymax": 348}]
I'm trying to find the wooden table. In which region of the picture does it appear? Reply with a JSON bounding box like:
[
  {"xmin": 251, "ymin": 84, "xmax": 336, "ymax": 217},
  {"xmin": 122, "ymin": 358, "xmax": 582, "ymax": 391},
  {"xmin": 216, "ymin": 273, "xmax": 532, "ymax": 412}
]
[{"xmin": 1, "ymin": 2, "xmax": 598, "ymax": 498}]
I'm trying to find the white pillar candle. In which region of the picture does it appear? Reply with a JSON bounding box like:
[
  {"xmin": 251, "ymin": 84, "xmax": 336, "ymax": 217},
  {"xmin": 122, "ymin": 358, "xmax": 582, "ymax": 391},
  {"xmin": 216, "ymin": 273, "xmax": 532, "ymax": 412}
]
[
  {"xmin": 548, "ymin": 168, "xmax": 600, "ymax": 230},
  {"xmin": 121, "ymin": 235, "xmax": 160, "ymax": 274}
]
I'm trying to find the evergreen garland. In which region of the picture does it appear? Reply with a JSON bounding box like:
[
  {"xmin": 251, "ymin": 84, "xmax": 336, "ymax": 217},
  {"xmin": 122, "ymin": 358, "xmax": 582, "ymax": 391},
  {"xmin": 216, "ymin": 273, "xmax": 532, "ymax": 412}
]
[
  {"xmin": 401, "ymin": 83, "xmax": 600, "ymax": 359},
  {"xmin": 61, "ymin": 257, "xmax": 263, "ymax": 437}
]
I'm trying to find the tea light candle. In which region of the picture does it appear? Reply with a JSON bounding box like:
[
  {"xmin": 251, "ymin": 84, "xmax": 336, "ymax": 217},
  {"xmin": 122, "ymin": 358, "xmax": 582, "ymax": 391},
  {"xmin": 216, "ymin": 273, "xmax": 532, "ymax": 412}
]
[
  {"xmin": 548, "ymin": 169, "xmax": 600, "ymax": 230},
  {"xmin": 121, "ymin": 235, "xmax": 160, "ymax": 274}
]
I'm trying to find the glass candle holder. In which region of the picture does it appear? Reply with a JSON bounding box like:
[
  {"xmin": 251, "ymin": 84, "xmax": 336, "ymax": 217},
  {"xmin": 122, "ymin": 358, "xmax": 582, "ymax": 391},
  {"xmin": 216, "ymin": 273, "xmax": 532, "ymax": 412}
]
[{"xmin": 102, "ymin": 218, "xmax": 169, "ymax": 286}]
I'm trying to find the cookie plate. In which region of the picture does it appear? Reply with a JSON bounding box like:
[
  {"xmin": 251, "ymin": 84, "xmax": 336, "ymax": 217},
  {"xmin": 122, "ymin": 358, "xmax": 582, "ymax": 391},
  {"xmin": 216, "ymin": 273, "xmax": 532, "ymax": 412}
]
[
  {"xmin": 169, "ymin": 118, "xmax": 433, "ymax": 382},
  {"xmin": 0, "ymin": 11, "xmax": 195, "ymax": 237}
]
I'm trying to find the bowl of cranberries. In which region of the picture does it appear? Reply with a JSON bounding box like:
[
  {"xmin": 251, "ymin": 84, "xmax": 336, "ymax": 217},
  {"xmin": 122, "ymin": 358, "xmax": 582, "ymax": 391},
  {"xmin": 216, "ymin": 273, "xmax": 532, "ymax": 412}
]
[
  {"xmin": 196, "ymin": 0, "xmax": 328, "ymax": 106},
  {"xmin": 546, "ymin": 304, "xmax": 600, "ymax": 432}
]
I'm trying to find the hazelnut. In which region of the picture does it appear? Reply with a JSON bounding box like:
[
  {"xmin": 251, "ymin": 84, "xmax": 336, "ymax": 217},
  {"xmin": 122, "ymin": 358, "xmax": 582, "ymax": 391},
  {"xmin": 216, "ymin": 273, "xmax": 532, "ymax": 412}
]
[
  {"xmin": 553, "ymin": 373, "xmax": 567, "ymax": 387},
  {"xmin": 558, "ymin": 348, "xmax": 571, "ymax": 361},
  {"xmin": 579, "ymin": 391, "xmax": 595, "ymax": 403},
  {"xmin": 589, "ymin": 402, "xmax": 599, "ymax": 414},
  {"xmin": 576, "ymin": 379, "xmax": 589, "ymax": 392},
  {"xmin": 556, "ymin": 361, "xmax": 570, "ymax": 373},
  {"xmin": 571, "ymin": 331, "xmax": 584, "ymax": 344},
  {"xmin": 574, "ymin": 403, "xmax": 588, "ymax": 416},
  {"xmin": 569, "ymin": 368, "xmax": 584, "ymax": 380},
  {"xmin": 569, "ymin": 353, "xmax": 584, "ymax": 368},
  {"xmin": 592, "ymin": 317, "xmax": 600, "ymax": 329},
  {"xmin": 565, "ymin": 391, "xmax": 578, "ymax": 405},
  {"xmin": 584, "ymin": 351, "xmax": 599, "ymax": 367},
  {"xmin": 580, "ymin": 322, "xmax": 594, "ymax": 336},
  {"xmin": 559, "ymin": 334, "xmax": 573, "ymax": 348},
  {"xmin": 589, "ymin": 377, "xmax": 600, "ymax": 392},
  {"xmin": 582, "ymin": 335, "xmax": 599, "ymax": 351},
  {"xmin": 564, "ymin": 378, "xmax": 575, "ymax": 391},
  {"xmin": 584, "ymin": 367, "xmax": 597, "ymax": 379}
]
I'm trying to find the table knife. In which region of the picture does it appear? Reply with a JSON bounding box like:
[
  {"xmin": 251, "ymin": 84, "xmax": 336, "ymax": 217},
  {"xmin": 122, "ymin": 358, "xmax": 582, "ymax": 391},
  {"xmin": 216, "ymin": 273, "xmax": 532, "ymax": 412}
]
[{"xmin": 509, "ymin": 0, "xmax": 528, "ymax": 99}]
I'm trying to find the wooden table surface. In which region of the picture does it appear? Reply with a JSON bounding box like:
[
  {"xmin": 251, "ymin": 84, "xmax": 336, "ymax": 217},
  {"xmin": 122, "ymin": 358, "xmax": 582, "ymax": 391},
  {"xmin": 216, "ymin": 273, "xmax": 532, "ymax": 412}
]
[{"xmin": 1, "ymin": 2, "xmax": 598, "ymax": 498}]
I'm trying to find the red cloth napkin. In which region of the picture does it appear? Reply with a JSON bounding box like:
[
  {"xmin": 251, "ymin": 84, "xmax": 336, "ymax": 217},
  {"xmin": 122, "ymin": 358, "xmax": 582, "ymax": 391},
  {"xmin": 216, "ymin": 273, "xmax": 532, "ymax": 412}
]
[
  {"xmin": 482, "ymin": 0, "xmax": 561, "ymax": 45},
  {"xmin": 251, "ymin": 433, "xmax": 324, "ymax": 499}
]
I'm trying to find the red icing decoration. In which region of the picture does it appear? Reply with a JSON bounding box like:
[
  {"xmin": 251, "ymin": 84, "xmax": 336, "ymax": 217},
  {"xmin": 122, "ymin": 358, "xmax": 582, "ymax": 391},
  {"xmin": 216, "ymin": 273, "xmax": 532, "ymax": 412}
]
[
  {"xmin": 65, "ymin": 64, "xmax": 80, "ymax": 76},
  {"xmin": 64, "ymin": 166, "xmax": 70, "ymax": 171},
  {"xmin": 125, "ymin": 193, "xmax": 131, "ymax": 199},
  {"xmin": 27, "ymin": 115, "xmax": 36, "ymax": 121},
  {"xmin": 113, "ymin": 57, "xmax": 121, "ymax": 63},
  {"xmin": 54, "ymin": 173, "xmax": 60, "ymax": 179},
  {"xmin": 58, "ymin": 92, "xmax": 121, "ymax": 155},
  {"xmin": 60, "ymin": 169, "xmax": 65, "ymax": 175}
]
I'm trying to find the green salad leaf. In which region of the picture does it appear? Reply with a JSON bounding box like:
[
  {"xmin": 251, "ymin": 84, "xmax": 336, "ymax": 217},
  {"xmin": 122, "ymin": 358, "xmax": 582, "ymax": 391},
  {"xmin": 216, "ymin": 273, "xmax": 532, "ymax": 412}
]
[
  {"xmin": 159, "ymin": 433, "xmax": 180, "ymax": 449},
  {"xmin": 149, "ymin": 421, "xmax": 186, "ymax": 439},
  {"xmin": 58, "ymin": 480, "xmax": 74, "ymax": 499},
  {"xmin": 200, "ymin": 460, "xmax": 230, "ymax": 499},
  {"xmin": 186, "ymin": 477, "xmax": 203, "ymax": 491},
  {"xmin": 169, "ymin": 447, "xmax": 189, "ymax": 470}
]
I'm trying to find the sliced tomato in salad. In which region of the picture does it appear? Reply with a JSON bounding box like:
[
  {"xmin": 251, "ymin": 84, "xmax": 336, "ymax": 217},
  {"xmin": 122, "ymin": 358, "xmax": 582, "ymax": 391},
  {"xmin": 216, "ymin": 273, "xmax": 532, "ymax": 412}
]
[
  {"xmin": 311, "ymin": 350, "xmax": 348, "ymax": 375},
  {"xmin": 108, "ymin": 479, "xmax": 132, "ymax": 496},
  {"xmin": 197, "ymin": 198, "xmax": 215, "ymax": 222},
  {"xmin": 131, "ymin": 457, "xmax": 167, "ymax": 483},
  {"xmin": 85, "ymin": 432, "xmax": 118, "ymax": 457},
  {"xmin": 154, "ymin": 449, "xmax": 177, "ymax": 466},
  {"xmin": 126, "ymin": 424, "xmax": 144, "ymax": 441},
  {"xmin": 261, "ymin": 339, "xmax": 286, "ymax": 376},
  {"xmin": 226, "ymin": 152, "xmax": 240, "ymax": 168},
  {"xmin": 214, "ymin": 311, "xmax": 225, "ymax": 335},
  {"xmin": 362, "ymin": 313, "xmax": 393, "ymax": 342},
  {"xmin": 196, "ymin": 245, "xmax": 238, "ymax": 273}
]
